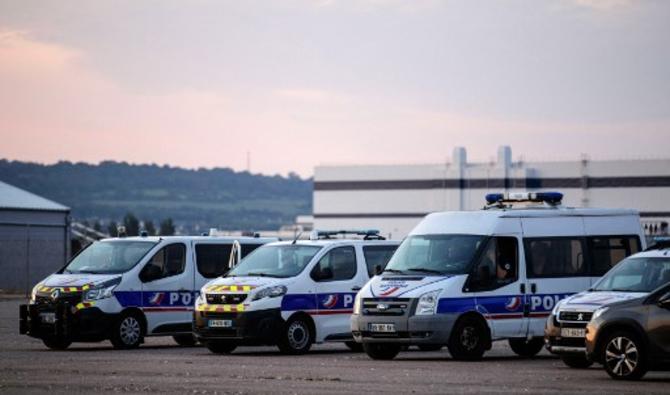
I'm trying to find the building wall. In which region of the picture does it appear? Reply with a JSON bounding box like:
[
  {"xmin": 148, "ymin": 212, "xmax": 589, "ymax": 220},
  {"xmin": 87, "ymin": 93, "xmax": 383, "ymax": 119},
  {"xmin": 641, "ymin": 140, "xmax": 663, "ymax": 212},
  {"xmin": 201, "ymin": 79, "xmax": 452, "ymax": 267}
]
[
  {"xmin": 0, "ymin": 210, "xmax": 69, "ymax": 293},
  {"xmin": 313, "ymin": 147, "xmax": 670, "ymax": 239}
]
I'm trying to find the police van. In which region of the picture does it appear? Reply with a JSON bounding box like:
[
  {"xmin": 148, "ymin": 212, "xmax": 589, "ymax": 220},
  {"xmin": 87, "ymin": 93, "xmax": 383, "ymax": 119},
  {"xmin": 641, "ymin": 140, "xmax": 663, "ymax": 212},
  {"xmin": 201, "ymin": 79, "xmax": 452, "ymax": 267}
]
[
  {"xmin": 19, "ymin": 235, "xmax": 275, "ymax": 350},
  {"xmin": 193, "ymin": 230, "xmax": 400, "ymax": 355},
  {"xmin": 350, "ymin": 192, "xmax": 645, "ymax": 360}
]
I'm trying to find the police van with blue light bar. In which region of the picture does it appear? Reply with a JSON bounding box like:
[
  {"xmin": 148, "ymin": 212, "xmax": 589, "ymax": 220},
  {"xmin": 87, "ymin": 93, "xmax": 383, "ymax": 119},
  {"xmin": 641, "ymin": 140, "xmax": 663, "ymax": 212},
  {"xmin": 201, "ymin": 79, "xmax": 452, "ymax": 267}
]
[
  {"xmin": 19, "ymin": 234, "xmax": 275, "ymax": 350},
  {"xmin": 192, "ymin": 230, "xmax": 400, "ymax": 354},
  {"xmin": 350, "ymin": 191, "xmax": 645, "ymax": 360}
]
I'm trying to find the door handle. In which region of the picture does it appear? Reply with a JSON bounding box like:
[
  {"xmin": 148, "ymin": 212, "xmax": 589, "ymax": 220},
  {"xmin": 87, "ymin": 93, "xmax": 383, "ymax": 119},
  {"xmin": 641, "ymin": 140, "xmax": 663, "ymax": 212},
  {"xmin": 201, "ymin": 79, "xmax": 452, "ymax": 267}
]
[
  {"xmin": 530, "ymin": 283, "xmax": 537, "ymax": 294},
  {"xmin": 351, "ymin": 286, "xmax": 361, "ymax": 292},
  {"xmin": 520, "ymin": 283, "xmax": 526, "ymax": 294}
]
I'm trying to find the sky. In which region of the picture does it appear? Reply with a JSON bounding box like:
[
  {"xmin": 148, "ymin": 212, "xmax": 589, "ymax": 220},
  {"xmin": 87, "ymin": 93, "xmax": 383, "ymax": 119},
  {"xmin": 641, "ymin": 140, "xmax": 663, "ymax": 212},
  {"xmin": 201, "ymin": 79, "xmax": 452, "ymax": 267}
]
[{"xmin": 0, "ymin": 0, "xmax": 669, "ymax": 177}]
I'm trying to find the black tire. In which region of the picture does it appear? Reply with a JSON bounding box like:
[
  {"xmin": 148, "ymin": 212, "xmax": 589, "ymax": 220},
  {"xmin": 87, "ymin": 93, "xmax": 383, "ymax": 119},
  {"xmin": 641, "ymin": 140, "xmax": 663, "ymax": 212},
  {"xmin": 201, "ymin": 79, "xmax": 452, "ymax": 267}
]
[
  {"xmin": 205, "ymin": 340, "xmax": 237, "ymax": 354},
  {"xmin": 602, "ymin": 330, "xmax": 647, "ymax": 380},
  {"xmin": 418, "ymin": 345, "xmax": 443, "ymax": 352},
  {"xmin": 110, "ymin": 311, "xmax": 144, "ymax": 350},
  {"xmin": 173, "ymin": 334, "xmax": 198, "ymax": 347},
  {"xmin": 363, "ymin": 343, "xmax": 401, "ymax": 360},
  {"xmin": 42, "ymin": 336, "xmax": 72, "ymax": 350},
  {"xmin": 448, "ymin": 316, "xmax": 489, "ymax": 361},
  {"xmin": 560, "ymin": 354, "xmax": 594, "ymax": 369},
  {"xmin": 508, "ymin": 338, "xmax": 544, "ymax": 358},
  {"xmin": 345, "ymin": 341, "xmax": 363, "ymax": 352},
  {"xmin": 277, "ymin": 317, "xmax": 313, "ymax": 355}
]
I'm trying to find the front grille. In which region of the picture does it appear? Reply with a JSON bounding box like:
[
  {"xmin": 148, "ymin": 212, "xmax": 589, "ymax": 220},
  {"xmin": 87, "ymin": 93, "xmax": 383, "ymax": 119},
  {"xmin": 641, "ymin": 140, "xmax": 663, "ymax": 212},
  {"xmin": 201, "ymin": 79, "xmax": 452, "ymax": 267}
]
[
  {"xmin": 362, "ymin": 298, "xmax": 411, "ymax": 316},
  {"xmin": 35, "ymin": 293, "xmax": 82, "ymax": 308},
  {"xmin": 558, "ymin": 311, "xmax": 592, "ymax": 323},
  {"xmin": 206, "ymin": 293, "xmax": 247, "ymax": 305}
]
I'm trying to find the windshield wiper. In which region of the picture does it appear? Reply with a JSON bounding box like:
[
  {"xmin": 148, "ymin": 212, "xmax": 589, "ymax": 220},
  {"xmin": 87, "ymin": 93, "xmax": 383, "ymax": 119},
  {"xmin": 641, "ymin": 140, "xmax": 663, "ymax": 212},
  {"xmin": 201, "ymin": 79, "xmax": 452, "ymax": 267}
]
[
  {"xmin": 406, "ymin": 267, "xmax": 443, "ymax": 275},
  {"xmin": 245, "ymin": 272, "xmax": 282, "ymax": 278},
  {"xmin": 383, "ymin": 268, "xmax": 405, "ymax": 274}
]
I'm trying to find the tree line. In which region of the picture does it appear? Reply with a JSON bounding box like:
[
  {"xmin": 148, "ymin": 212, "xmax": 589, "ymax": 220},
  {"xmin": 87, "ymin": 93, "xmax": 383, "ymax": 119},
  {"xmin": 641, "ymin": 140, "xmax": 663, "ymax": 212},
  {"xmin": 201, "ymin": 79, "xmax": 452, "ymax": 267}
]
[{"xmin": 79, "ymin": 213, "xmax": 176, "ymax": 237}]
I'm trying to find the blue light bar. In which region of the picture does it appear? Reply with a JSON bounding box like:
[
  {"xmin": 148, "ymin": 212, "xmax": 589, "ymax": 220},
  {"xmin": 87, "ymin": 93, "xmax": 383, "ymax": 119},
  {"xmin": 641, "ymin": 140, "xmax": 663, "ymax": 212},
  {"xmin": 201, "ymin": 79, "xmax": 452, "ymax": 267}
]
[{"xmin": 485, "ymin": 191, "xmax": 563, "ymax": 205}]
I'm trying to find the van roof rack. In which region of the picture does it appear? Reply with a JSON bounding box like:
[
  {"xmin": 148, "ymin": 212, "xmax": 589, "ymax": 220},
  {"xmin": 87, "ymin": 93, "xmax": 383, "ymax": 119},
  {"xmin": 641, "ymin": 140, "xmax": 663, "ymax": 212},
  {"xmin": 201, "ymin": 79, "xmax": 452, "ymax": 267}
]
[
  {"xmin": 309, "ymin": 229, "xmax": 386, "ymax": 241},
  {"xmin": 485, "ymin": 191, "xmax": 563, "ymax": 208}
]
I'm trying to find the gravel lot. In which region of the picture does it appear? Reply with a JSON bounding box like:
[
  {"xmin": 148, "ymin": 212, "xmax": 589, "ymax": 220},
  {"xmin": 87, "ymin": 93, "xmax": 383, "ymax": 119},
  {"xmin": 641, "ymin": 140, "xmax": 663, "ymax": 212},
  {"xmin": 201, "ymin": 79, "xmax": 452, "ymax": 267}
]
[{"xmin": 1, "ymin": 298, "xmax": 668, "ymax": 394}]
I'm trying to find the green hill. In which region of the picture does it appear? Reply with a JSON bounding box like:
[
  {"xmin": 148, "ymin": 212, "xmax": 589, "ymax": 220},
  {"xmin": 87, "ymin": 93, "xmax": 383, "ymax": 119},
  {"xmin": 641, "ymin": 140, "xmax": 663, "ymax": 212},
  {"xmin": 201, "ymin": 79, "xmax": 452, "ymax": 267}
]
[{"xmin": 0, "ymin": 160, "xmax": 312, "ymax": 233}]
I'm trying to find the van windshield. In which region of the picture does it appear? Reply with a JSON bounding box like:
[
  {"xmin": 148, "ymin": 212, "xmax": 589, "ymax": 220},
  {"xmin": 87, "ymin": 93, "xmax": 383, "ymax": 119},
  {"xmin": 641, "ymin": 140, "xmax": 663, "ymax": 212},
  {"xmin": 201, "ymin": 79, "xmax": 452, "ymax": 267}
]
[
  {"xmin": 63, "ymin": 240, "xmax": 157, "ymax": 274},
  {"xmin": 385, "ymin": 234, "xmax": 487, "ymax": 275},
  {"xmin": 227, "ymin": 245, "xmax": 322, "ymax": 278},
  {"xmin": 591, "ymin": 257, "xmax": 670, "ymax": 293}
]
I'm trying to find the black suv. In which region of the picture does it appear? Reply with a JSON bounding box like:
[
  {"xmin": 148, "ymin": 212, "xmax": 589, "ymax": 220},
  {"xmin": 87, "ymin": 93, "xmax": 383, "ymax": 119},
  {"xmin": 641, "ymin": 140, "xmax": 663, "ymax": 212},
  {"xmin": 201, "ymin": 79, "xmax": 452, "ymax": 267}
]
[{"xmin": 585, "ymin": 250, "xmax": 670, "ymax": 380}]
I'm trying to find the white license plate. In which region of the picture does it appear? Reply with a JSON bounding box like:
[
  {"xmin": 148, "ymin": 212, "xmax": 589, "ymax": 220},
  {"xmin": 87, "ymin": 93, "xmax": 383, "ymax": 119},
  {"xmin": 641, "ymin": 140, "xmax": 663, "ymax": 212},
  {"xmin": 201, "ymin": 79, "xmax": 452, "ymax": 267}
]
[
  {"xmin": 40, "ymin": 312, "xmax": 56, "ymax": 324},
  {"xmin": 561, "ymin": 328, "xmax": 585, "ymax": 338},
  {"xmin": 208, "ymin": 319, "xmax": 233, "ymax": 328},
  {"xmin": 369, "ymin": 323, "xmax": 396, "ymax": 333}
]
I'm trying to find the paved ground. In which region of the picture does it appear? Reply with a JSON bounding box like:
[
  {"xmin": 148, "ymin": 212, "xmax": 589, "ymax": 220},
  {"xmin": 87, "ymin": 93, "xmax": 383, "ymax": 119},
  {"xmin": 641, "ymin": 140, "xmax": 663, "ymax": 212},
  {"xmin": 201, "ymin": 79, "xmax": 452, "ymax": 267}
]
[{"xmin": 1, "ymin": 298, "xmax": 669, "ymax": 394}]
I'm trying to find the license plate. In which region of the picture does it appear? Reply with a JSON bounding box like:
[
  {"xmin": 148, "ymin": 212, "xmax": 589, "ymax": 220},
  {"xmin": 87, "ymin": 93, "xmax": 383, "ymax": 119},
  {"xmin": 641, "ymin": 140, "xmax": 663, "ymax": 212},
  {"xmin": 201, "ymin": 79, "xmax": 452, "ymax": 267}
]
[
  {"xmin": 40, "ymin": 312, "xmax": 56, "ymax": 324},
  {"xmin": 369, "ymin": 323, "xmax": 395, "ymax": 333},
  {"xmin": 561, "ymin": 328, "xmax": 585, "ymax": 338},
  {"xmin": 208, "ymin": 319, "xmax": 233, "ymax": 328}
]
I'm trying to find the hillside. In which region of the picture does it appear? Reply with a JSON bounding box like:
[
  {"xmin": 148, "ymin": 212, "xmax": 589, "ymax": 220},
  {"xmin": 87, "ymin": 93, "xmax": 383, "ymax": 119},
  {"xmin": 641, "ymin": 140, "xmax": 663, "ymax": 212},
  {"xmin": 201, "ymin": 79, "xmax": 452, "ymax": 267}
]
[{"xmin": 0, "ymin": 160, "xmax": 312, "ymax": 232}]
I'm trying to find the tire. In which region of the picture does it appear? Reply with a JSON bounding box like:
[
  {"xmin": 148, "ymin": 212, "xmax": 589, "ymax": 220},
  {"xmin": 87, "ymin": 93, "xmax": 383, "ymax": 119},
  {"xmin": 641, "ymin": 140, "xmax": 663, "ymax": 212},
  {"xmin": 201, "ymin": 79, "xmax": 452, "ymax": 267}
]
[
  {"xmin": 277, "ymin": 317, "xmax": 313, "ymax": 355},
  {"xmin": 448, "ymin": 316, "xmax": 489, "ymax": 361},
  {"xmin": 345, "ymin": 341, "xmax": 363, "ymax": 352},
  {"xmin": 110, "ymin": 312, "xmax": 144, "ymax": 350},
  {"xmin": 602, "ymin": 330, "xmax": 647, "ymax": 380},
  {"xmin": 42, "ymin": 336, "xmax": 72, "ymax": 350},
  {"xmin": 205, "ymin": 340, "xmax": 237, "ymax": 354},
  {"xmin": 560, "ymin": 354, "xmax": 594, "ymax": 369},
  {"xmin": 418, "ymin": 345, "xmax": 443, "ymax": 352},
  {"xmin": 173, "ymin": 334, "xmax": 198, "ymax": 347},
  {"xmin": 363, "ymin": 343, "xmax": 401, "ymax": 360},
  {"xmin": 508, "ymin": 337, "xmax": 544, "ymax": 358}
]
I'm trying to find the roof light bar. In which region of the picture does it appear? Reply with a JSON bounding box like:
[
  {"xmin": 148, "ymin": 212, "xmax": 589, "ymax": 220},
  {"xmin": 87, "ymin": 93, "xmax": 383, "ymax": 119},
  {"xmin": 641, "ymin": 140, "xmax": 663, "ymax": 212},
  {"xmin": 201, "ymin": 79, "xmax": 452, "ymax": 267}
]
[
  {"xmin": 309, "ymin": 229, "xmax": 384, "ymax": 240},
  {"xmin": 485, "ymin": 191, "xmax": 564, "ymax": 205}
]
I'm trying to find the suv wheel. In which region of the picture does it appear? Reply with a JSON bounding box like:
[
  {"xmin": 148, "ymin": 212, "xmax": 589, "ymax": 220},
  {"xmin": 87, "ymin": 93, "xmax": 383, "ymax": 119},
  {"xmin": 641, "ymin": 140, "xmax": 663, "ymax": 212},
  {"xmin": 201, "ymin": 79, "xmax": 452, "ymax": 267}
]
[
  {"xmin": 448, "ymin": 316, "xmax": 488, "ymax": 361},
  {"xmin": 110, "ymin": 312, "xmax": 144, "ymax": 349},
  {"xmin": 277, "ymin": 317, "xmax": 313, "ymax": 355},
  {"xmin": 205, "ymin": 340, "xmax": 237, "ymax": 354},
  {"xmin": 363, "ymin": 343, "xmax": 401, "ymax": 360},
  {"xmin": 560, "ymin": 354, "xmax": 593, "ymax": 369},
  {"xmin": 602, "ymin": 331, "xmax": 647, "ymax": 380},
  {"xmin": 508, "ymin": 338, "xmax": 544, "ymax": 358}
]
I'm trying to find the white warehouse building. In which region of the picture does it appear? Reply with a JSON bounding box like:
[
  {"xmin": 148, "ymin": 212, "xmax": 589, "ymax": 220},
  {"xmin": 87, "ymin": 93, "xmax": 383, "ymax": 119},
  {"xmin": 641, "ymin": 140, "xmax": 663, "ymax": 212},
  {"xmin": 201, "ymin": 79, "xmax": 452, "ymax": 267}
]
[{"xmin": 313, "ymin": 146, "xmax": 670, "ymax": 239}]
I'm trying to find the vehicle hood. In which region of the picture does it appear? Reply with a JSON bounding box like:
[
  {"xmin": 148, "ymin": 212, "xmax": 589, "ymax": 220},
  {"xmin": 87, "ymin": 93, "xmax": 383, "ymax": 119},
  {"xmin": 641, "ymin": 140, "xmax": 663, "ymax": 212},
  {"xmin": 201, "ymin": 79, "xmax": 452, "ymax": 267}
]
[
  {"xmin": 366, "ymin": 274, "xmax": 462, "ymax": 298},
  {"xmin": 560, "ymin": 291, "xmax": 647, "ymax": 312},
  {"xmin": 40, "ymin": 273, "xmax": 121, "ymax": 291},
  {"xmin": 203, "ymin": 276, "xmax": 289, "ymax": 294}
]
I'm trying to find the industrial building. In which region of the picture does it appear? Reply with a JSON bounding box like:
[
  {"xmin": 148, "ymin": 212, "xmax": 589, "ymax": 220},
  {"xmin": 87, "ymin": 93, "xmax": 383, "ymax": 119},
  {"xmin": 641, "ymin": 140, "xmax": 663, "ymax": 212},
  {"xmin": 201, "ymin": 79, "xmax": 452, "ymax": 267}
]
[
  {"xmin": 313, "ymin": 146, "xmax": 670, "ymax": 239},
  {"xmin": 0, "ymin": 181, "xmax": 70, "ymax": 293}
]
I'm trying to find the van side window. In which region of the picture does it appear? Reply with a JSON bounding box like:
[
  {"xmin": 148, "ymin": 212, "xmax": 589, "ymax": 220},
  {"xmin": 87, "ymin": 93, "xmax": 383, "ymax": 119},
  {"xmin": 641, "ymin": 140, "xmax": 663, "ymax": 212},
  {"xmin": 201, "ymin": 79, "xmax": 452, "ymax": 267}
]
[
  {"xmin": 141, "ymin": 244, "xmax": 186, "ymax": 282},
  {"xmin": 311, "ymin": 246, "xmax": 357, "ymax": 282},
  {"xmin": 195, "ymin": 244, "xmax": 232, "ymax": 278},
  {"xmin": 525, "ymin": 238, "xmax": 585, "ymax": 278},
  {"xmin": 469, "ymin": 237, "xmax": 518, "ymax": 291},
  {"xmin": 588, "ymin": 236, "xmax": 641, "ymax": 276},
  {"xmin": 241, "ymin": 243, "xmax": 261, "ymax": 258},
  {"xmin": 363, "ymin": 245, "xmax": 399, "ymax": 277}
]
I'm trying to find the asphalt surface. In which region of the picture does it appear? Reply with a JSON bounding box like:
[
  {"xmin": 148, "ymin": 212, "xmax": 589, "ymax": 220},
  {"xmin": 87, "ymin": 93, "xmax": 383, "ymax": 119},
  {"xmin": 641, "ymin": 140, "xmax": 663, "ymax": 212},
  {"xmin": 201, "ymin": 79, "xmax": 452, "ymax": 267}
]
[{"xmin": 1, "ymin": 298, "xmax": 669, "ymax": 394}]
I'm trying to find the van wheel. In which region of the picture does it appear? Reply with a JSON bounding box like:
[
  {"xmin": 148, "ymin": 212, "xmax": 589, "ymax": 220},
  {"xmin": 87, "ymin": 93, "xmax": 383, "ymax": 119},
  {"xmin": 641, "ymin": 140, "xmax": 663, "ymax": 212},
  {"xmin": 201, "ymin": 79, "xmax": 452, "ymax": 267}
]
[
  {"xmin": 110, "ymin": 312, "xmax": 144, "ymax": 349},
  {"xmin": 560, "ymin": 354, "xmax": 593, "ymax": 369},
  {"xmin": 42, "ymin": 336, "xmax": 72, "ymax": 350},
  {"xmin": 448, "ymin": 316, "xmax": 488, "ymax": 361},
  {"xmin": 602, "ymin": 331, "xmax": 647, "ymax": 380},
  {"xmin": 277, "ymin": 317, "xmax": 313, "ymax": 355},
  {"xmin": 173, "ymin": 334, "xmax": 198, "ymax": 347},
  {"xmin": 363, "ymin": 343, "xmax": 401, "ymax": 360},
  {"xmin": 509, "ymin": 338, "xmax": 544, "ymax": 358},
  {"xmin": 205, "ymin": 340, "xmax": 237, "ymax": 354},
  {"xmin": 345, "ymin": 341, "xmax": 363, "ymax": 352},
  {"xmin": 418, "ymin": 345, "xmax": 443, "ymax": 352}
]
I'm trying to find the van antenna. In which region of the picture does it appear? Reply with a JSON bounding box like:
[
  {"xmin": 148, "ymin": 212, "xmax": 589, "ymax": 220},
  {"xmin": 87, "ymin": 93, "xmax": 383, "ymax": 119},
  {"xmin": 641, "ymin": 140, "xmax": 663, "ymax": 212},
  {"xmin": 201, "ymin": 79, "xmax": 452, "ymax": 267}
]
[{"xmin": 291, "ymin": 231, "xmax": 303, "ymax": 245}]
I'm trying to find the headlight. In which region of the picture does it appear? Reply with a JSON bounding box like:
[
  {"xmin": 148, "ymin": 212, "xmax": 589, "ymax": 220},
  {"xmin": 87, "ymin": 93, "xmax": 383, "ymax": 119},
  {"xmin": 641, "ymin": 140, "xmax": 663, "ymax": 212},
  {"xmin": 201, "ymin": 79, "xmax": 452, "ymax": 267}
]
[
  {"xmin": 252, "ymin": 285, "xmax": 287, "ymax": 301},
  {"xmin": 195, "ymin": 292, "xmax": 207, "ymax": 307},
  {"xmin": 591, "ymin": 306, "xmax": 609, "ymax": 321},
  {"xmin": 415, "ymin": 290, "xmax": 441, "ymax": 316},
  {"xmin": 83, "ymin": 277, "xmax": 121, "ymax": 301},
  {"xmin": 353, "ymin": 292, "xmax": 362, "ymax": 315},
  {"xmin": 30, "ymin": 283, "xmax": 42, "ymax": 303}
]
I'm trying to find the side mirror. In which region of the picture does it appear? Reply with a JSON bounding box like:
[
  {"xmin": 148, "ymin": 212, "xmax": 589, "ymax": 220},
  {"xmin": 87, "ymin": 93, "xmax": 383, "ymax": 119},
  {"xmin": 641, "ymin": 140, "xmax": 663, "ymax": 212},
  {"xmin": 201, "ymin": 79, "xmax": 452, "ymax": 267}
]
[
  {"xmin": 140, "ymin": 264, "xmax": 162, "ymax": 282},
  {"xmin": 313, "ymin": 266, "xmax": 334, "ymax": 281},
  {"xmin": 374, "ymin": 265, "xmax": 383, "ymax": 276},
  {"xmin": 657, "ymin": 292, "xmax": 670, "ymax": 309}
]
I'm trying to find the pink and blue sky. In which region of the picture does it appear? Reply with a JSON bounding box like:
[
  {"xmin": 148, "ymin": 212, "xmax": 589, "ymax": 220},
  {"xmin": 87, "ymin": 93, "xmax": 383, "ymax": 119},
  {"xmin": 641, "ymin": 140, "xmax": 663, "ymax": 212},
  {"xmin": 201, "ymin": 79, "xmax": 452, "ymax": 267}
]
[{"xmin": 1, "ymin": 0, "xmax": 668, "ymax": 177}]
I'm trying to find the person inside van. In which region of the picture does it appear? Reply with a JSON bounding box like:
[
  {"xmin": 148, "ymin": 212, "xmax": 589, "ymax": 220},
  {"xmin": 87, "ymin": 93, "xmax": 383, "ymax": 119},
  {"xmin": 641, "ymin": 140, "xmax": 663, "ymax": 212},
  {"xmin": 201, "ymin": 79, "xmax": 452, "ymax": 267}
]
[{"xmin": 531, "ymin": 245, "xmax": 548, "ymax": 277}]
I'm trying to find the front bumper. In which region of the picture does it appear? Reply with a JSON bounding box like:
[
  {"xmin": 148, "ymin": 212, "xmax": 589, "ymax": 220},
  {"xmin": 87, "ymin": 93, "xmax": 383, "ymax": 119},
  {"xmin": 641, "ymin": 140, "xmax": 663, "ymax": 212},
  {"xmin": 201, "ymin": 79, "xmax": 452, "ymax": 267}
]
[
  {"xmin": 351, "ymin": 313, "xmax": 458, "ymax": 345},
  {"xmin": 544, "ymin": 314, "xmax": 587, "ymax": 355},
  {"xmin": 193, "ymin": 307, "xmax": 284, "ymax": 345},
  {"xmin": 19, "ymin": 303, "xmax": 116, "ymax": 342}
]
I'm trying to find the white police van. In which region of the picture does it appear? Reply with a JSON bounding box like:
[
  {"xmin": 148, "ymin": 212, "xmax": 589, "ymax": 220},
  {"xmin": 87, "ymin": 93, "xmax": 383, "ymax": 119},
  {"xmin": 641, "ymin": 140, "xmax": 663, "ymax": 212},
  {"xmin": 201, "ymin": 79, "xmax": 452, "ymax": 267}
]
[
  {"xmin": 193, "ymin": 230, "xmax": 400, "ymax": 354},
  {"xmin": 19, "ymin": 235, "xmax": 275, "ymax": 350},
  {"xmin": 351, "ymin": 192, "xmax": 645, "ymax": 360}
]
